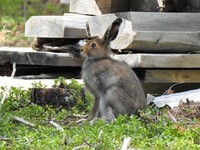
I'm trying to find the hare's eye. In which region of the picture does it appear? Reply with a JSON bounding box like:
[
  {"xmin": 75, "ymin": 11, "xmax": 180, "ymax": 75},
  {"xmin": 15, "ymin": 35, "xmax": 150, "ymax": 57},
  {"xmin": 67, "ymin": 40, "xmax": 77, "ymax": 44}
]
[{"xmin": 90, "ymin": 42, "xmax": 96, "ymax": 48}]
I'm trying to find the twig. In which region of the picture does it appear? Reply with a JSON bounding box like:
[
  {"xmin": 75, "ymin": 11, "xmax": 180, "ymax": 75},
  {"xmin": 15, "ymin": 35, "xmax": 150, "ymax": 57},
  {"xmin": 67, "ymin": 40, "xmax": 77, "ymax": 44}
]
[
  {"xmin": 0, "ymin": 63, "xmax": 16, "ymax": 110},
  {"xmin": 49, "ymin": 120, "xmax": 64, "ymax": 132},
  {"xmin": 75, "ymin": 118, "xmax": 87, "ymax": 123},
  {"xmin": 0, "ymin": 137, "xmax": 20, "ymax": 141},
  {"xmin": 69, "ymin": 114, "xmax": 88, "ymax": 118},
  {"xmin": 168, "ymin": 111, "xmax": 177, "ymax": 123},
  {"xmin": 190, "ymin": 129, "xmax": 200, "ymax": 136},
  {"xmin": 98, "ymin": 130, "xmax": 103, "ymax": 139},
  {"xmin": 72, "ymin": 145, "xmax": 89, "ymax": 150},
  {"xmin": 10, "ymin": 116, "xmax": 35, "ymax": 128},
  {"xmin": 162, "ymin": 82, "xmax": 185, "ymax": 95},
  {"xmin": 121, "ymin": 137, "xmax": 131, "ymax": 150}
]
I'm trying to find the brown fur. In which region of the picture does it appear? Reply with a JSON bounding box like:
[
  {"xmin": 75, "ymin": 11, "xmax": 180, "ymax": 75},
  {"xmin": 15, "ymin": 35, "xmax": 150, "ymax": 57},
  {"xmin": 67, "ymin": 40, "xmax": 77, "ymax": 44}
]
[{"xmin": 81, "ymin": 18, "xmax": 146, "ymax": 122}]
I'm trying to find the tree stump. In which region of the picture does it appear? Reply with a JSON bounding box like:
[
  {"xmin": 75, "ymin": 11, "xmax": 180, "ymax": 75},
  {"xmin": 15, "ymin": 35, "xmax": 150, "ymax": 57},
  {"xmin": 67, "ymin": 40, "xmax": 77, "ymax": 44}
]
[{"xmin": 30, "ymin": 87, "xmax": 86, "ymax": 110}]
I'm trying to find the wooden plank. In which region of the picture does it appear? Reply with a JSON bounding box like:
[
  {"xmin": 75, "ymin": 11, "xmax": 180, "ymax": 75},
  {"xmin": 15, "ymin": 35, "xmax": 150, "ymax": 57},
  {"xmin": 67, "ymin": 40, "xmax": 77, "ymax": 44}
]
[
  {"xmin": 0, "ymin": 47, "xmax": 83, "ymax": 66},
  {"xmin": 112, "ymin": 54, "xmax": 200, "ymax": 68},
  {"xmin": 139, "ymin": 54, "xmax": 200, "ymax": 68},
  {"xmin": 25, "ymin": 14, "xmax": 91, "ymax": 38},
  {"xmin": 145, "ymin": 69, "xmax": 200, "ymax": 83},
  {"xmin": 116, "ymin": 12, "xmax": 200, "ymax": 32},
  {"xmin": 125, "ymin": 31, "xmax": 200, "ymax": 52},
  {"xmin": 69, "ymin": 0, "xmax": 130, "ymax": 15},
  {"xmin": 88, "ymin": 12, "xmax": 200, "ymax": 52},
  {"xmin": 1, "ymin": 47, "xmax": 200, "ymax": 68}
]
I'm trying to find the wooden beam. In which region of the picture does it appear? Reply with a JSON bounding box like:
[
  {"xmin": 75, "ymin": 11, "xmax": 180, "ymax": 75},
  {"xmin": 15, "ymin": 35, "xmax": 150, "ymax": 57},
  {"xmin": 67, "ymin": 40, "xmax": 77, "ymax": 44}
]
[
  {"xmin": 145, "ymin": 69, "xmax": 200, "ymax": 83},
  {"xmin": 88, "ymin": 12, "xmax": 200, "ymax": 52},
  {"xmin": 0, "ymin": 47, "xmax": 83, "ymax": 66},
  {"xmin": 1, "ymin": 47, "xmax": 200, "ymax": 68},
  {"xmin": 25, "ymin": 14, "xmax": 91, "ymax": 38},
  {"xmin": 69, "ymin": 0, "xmax": 130, "ymax": 16},
  {"xmin": 112, "ymin": 54, "xmax": 200, "ymax": 68}
]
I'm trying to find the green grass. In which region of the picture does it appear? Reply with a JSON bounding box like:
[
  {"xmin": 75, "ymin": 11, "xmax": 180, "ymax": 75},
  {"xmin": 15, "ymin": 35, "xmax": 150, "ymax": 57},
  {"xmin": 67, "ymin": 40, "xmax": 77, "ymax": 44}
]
[
  {"xmin": 0, "ymin": 0, "xmax": 69, "ymax": 46},
  {"xmin": 0, "ymin": 79, "xmax": 200, "ymax": 149}
]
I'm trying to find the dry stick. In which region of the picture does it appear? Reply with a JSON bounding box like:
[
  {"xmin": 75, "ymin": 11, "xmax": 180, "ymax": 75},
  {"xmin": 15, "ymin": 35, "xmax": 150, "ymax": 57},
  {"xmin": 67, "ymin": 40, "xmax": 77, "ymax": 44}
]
[
  {"xmin": 49, "ymin": 120, "xmax": 64, "ymax": 132},
  {"xmin": 0, "ymin": 63, "xmax": 16, "ymax": 110},
  {"xmin": 10, "ymin": 116, "xmax": 35, "ymax": 128},
  {"xmin": 0, "ymin": 137, "xmax": 20, "ymax": 141},
  {"xmin": 163, "ymin": 77, "xmax": 200, "ymax": 96},
  {"xmin": 168, "ymin": 111, "xmax": 177, "ymax": 123},
  {"xmin": 190, "ymin": 129, "xmax": 200, "ymax": 136},
  {"xmin": 121, "ymin": 137, "xmax": 131, "ymax": 150},
  {"xmin": 76, "ymin": 118, "xmax": 87, "ymax": 123},
  {"xmin": 72, "ymin": 145, "xmax": 89, "ymax": 150},
  {"xmin": 162, "ymin": 82, "xmax": 185, "ymax": 95}
]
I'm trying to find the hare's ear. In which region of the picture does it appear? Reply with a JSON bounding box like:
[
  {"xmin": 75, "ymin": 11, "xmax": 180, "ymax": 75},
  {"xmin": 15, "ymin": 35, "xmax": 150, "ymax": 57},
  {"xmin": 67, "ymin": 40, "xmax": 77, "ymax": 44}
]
[{"xmin": 102, "ymin": 18, "xmax": 122, "ymax": 46}]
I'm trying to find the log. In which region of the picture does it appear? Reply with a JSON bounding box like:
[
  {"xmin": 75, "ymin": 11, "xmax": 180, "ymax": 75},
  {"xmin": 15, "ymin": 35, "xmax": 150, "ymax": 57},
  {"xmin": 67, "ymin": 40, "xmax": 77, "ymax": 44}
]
[
  {"xmin": 147, "ymin": 88, "xmax": 200, "ymax": 108},
  {"xmin": 88, "ymin": 12, "xmax": 200, "ymax": 52},
  {"xmin": 69, "ymin": 0, "xmax": 130, "ymax": 16},
  {"xmin": 25, "ymin": 14, "xmax": 91, "ymax": 38},
  {"xmin": 30, "ymin": 87, "xmax": 85, "ymax": 109}
]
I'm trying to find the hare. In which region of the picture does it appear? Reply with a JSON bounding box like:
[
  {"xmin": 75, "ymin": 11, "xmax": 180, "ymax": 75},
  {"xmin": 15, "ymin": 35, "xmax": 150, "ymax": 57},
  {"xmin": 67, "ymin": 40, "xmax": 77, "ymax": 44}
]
[{"xmin": 81, "ymin": 18, "xmax": 146, "ymax": 123}]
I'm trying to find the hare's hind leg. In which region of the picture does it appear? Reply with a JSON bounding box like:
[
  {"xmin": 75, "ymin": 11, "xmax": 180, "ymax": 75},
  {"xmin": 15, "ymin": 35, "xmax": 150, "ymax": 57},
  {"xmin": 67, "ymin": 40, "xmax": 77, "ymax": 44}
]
[
  {"xmin": 89, "ymin": 95, "xmax": 101, "ymax": 121},
  {"xmin": 99, "ymin": 97, "xmax": 115, "ymax": 123}
]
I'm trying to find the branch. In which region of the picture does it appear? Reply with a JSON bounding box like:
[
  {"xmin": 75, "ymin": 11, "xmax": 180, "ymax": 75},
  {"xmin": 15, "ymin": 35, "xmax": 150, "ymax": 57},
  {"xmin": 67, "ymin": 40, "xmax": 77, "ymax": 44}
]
[
  {"xmin": 10, "ymin": 116, "xmax": 35, "ymax": 128},
  {"xmin": 49, "ymin": 120, "xmax": 64, "ymax": 132},
  {"xmin": 168, "ymin": 111, "xmax": 177, "ymax": 123},
  {"xmin": 0, "ymin": 137, "xmax": 20, "ymax": 141}
]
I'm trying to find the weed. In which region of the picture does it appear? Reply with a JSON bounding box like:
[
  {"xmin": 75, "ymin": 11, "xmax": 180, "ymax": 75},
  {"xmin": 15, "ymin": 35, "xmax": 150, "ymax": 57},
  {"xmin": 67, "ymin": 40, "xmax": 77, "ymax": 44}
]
[{"xmin": 0, "ymin": 79, "xmax": 200, "ymax": 149}]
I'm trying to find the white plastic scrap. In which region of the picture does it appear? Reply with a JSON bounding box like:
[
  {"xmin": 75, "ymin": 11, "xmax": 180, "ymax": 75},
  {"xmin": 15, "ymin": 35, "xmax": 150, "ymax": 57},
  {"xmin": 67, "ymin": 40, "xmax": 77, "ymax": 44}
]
[{"xmin": 147, "ymin": 88, "xmax": 200, "ymax": 108}]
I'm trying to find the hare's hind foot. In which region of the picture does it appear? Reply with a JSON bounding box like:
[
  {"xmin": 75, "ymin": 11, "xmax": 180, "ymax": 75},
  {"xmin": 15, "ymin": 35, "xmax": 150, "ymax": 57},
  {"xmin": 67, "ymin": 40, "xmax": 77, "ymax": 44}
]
[{"xmin": 89, "ymin": 106, "xmax": 116, "ymax": 124}]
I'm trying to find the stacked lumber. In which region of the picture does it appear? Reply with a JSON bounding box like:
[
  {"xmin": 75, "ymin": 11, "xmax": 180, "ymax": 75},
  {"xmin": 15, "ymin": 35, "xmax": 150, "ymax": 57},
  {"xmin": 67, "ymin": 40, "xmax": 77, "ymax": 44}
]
[
  {"xmin": 26, "ymin": 12, "xmax": 200, "ymax": 53},
  {"xmin": 22, "ymin": 0, "xmax": 200, "ymax": 84}
]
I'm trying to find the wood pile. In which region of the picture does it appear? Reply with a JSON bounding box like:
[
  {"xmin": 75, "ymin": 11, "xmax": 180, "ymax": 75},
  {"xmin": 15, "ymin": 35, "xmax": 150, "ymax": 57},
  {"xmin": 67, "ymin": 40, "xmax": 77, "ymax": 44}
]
[{"xmin": 2, "ymin": 0, "xmax": 200, "ymax": 89}]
